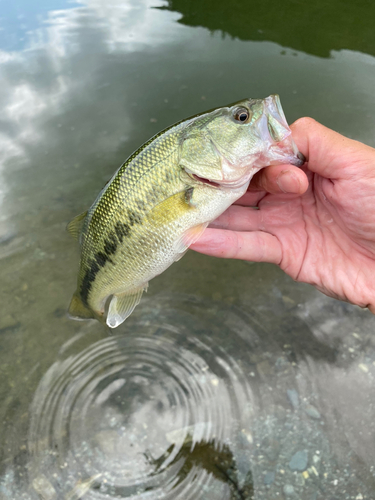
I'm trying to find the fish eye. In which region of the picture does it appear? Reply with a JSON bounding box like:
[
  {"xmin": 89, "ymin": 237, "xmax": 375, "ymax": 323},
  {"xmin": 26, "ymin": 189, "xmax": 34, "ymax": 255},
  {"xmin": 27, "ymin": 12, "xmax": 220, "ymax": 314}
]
[{"xmin": 233, "ymin": 107, "xmax": 250, "ymax": 123}]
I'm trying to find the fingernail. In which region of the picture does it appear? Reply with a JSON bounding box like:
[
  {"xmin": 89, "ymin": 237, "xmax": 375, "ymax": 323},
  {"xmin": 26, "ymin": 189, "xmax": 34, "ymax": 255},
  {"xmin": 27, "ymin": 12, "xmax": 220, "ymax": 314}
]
[{"xmin": 276, "ymin": 171, "xmax": 301, "ymax": 193}]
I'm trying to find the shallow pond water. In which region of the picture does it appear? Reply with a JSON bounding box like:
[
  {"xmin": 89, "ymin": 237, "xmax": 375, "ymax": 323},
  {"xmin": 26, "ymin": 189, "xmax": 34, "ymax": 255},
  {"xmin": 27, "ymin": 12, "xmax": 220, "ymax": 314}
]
[{"xmin": 1, "ymin": 1, "xmax": 375, "ymax": 499}]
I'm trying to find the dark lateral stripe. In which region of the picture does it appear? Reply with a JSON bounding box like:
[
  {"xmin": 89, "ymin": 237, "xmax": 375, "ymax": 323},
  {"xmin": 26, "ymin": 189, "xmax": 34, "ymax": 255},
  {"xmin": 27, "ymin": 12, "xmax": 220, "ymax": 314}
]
[
  {"xmin": 104, "ymin": 233, "xmax": 117, "ymax": 254},
  {"xmin": 127, "ymin": 209, "xmax": 142, "ymax": 226},
  {"xmin": 81, "ymin": 260, "xmax": 100, "ymax": 306},
  {"xmin": 115, "ymin": 221, "xmax": 130, "ymax": 243},
  {"xmin": 81, "ymin": 230, "xmax": 119, "ymax": 305},
  {"xmin": 80, "ymin": 211, "xmax": 143, "ymax": 305}
]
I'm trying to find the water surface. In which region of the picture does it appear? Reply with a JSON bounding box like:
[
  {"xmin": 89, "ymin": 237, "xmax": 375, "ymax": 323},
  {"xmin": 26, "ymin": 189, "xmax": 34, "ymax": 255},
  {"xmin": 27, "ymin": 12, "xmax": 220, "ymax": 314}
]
[{"xmin": 1, "ymin": 1, "xmax": 375, "ymax": 499}]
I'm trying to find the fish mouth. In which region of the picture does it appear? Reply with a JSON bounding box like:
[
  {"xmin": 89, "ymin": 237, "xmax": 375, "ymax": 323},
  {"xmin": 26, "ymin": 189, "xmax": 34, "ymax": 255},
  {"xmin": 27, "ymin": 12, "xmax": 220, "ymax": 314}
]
[
  {"xmin": 267, "ymin": 145, "xmax": 306, "ymax": 167},
  {"xmin": 255, "ymin": 95, "xmax": 306, "ymax": 167}
]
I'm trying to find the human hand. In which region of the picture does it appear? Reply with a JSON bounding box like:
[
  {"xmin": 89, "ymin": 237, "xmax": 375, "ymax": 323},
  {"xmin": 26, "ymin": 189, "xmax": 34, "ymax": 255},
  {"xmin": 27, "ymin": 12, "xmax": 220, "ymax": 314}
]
[{"xmin": 190, "ymin": 117, "xmax": 375, "ymax": 313}]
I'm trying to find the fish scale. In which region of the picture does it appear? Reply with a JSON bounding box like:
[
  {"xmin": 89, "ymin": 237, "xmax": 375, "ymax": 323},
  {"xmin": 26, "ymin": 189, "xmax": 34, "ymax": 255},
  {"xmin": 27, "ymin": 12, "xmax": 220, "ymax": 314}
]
[
  {"xmin": 73, "ymin": 126, "xmax": 184, "ymax": 322},
  {"xmin": 68, "ymin": 95, "xmax": 304, "ymax": 328}
]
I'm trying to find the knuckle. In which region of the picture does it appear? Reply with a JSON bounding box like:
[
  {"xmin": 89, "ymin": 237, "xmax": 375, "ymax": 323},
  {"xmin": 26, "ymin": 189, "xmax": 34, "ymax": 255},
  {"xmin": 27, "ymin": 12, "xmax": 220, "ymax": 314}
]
[
  {"xmin": 232, "ymin": 232, "xmax": 242, "ymax": 259},
  {"xmin": 256, "ymin": 232, "xmax": 265, "ymax": 261},
  {"xmin": 292, "ymin": 116, "xmax": 317, "ymax": 129}
]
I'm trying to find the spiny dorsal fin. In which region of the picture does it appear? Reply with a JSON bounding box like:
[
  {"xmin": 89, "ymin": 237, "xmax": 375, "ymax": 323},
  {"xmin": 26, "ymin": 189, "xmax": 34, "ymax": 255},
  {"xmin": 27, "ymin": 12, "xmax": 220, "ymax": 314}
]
[{"xmin": 67, "ymin": 211, "xmax": 88, "ymax": 240}]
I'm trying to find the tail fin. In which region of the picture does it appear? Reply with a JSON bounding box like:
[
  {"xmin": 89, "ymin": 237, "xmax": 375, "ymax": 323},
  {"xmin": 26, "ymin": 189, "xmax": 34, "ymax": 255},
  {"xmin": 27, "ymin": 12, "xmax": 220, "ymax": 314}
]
[{"xmin": 68, "ymin": 292, "xmax": 96, "ymax": 321}]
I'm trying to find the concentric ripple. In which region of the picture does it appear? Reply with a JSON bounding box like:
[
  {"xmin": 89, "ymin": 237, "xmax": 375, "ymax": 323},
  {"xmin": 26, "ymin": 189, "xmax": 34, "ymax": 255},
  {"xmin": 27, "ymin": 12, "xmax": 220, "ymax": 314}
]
[{"xmin": 28, "ymin": 294, "xmax": 259, "ymax": 499}]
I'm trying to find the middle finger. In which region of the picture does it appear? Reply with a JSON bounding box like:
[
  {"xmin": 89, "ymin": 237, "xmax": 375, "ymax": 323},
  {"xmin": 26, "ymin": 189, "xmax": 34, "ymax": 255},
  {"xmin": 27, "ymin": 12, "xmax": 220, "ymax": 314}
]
[{"xmin": 209, "ymin": 205, "xmax": 262, "ymax": 231}]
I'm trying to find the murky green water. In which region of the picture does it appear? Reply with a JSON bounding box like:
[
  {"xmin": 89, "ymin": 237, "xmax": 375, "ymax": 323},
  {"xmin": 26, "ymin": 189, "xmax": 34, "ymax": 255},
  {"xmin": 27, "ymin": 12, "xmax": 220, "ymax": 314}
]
[{"xmin": 1, "ymin": 1, "xmax": 375, "ymax": 499}]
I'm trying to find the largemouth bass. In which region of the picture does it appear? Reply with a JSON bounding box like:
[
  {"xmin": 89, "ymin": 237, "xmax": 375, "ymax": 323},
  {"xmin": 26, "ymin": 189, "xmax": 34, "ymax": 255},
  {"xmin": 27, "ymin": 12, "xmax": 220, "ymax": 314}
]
[{"xmin": 68, "ymin": 95, "xmax": 304, "ymax": 328}]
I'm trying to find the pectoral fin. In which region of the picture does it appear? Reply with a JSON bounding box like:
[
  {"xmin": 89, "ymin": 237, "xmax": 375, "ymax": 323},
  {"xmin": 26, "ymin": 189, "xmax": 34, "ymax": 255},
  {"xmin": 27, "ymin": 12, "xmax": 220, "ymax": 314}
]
[
  {"xmin": 149, "ymin": 188, "xmax": 196, "ymax": 227},
  {"xmin": 174, "ymin": 222, "xmax": 208, "ymax": 259},
  {"xmin": 106, "ymin": 284, "xmax": 148, "ymax": 328}
]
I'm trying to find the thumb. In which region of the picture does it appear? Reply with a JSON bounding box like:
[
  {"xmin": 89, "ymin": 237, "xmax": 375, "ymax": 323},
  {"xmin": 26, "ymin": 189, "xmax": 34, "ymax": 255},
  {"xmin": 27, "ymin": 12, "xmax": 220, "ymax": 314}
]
[{"xmin": 290, "ymin": 117, "xmax": 375, "ymax": 180}]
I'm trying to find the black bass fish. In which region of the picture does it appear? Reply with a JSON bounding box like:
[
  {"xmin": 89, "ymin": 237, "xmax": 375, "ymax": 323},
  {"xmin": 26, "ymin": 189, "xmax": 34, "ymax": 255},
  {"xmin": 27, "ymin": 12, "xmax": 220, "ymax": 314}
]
[{"xmin": 68, "ymin": 95, "xmax": 304, "ymax": 328}]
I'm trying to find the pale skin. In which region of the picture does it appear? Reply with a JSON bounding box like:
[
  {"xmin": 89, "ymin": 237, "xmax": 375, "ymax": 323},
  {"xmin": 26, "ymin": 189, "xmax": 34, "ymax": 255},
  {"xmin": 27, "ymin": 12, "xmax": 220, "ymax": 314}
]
[{"xmin": 190, "ymin": 117, "xmax": 375, "ymax": 313}]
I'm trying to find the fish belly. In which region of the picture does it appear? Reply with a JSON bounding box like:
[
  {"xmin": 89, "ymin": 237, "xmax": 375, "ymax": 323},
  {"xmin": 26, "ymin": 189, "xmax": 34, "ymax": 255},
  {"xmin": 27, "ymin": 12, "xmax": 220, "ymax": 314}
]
[{"xmin": 86, "ymin": 182, "xmax": 247, "ymax": 326}]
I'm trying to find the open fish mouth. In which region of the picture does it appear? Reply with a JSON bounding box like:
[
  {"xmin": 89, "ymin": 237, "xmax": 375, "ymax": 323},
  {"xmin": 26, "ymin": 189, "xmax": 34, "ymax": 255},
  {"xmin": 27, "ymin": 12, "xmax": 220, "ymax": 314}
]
[
  {"xmin": 256, "ymin": 147, "xmax": 306, "ymax": 168},
  {"xmin": 257, "ymin": 95, "xmax": 306, "ymax": 167}
]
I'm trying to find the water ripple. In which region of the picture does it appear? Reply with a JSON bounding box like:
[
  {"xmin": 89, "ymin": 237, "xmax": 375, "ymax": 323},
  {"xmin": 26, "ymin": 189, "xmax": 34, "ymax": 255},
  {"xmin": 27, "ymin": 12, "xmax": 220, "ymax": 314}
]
[{"xmin": 28, "ymin": 295, "xmax": 258, "ymax": 499}]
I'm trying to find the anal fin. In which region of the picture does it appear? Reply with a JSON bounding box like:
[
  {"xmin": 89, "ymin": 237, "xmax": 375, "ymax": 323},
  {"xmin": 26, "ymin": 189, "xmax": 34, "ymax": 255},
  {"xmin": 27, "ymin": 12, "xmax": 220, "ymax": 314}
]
[{"xmin": 106, "ymin": 284, "xmax": 148, "ymax": 328}]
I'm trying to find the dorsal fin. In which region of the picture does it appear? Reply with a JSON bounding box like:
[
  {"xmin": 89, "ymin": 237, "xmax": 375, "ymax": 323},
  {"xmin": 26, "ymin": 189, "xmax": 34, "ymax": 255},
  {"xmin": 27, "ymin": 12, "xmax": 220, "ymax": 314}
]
[{"xmin": 66, "ymin": 211, "xmax": 88, "ymax": 240}]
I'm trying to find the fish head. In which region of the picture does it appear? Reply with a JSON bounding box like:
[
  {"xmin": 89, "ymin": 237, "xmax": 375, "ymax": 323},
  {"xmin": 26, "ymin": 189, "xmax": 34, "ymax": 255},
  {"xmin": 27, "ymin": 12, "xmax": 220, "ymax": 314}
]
[{"xmin": 182, "ymin": 94, "xmax": 304, "ymax": 188}]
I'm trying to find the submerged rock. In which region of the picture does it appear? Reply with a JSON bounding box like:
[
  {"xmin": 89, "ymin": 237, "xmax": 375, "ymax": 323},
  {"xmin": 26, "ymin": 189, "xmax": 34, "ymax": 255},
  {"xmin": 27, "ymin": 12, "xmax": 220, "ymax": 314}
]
[
  {"xmin": 289, "ymin": 450, "xmax": 308, "ymax": 471},
  {"xmin": 287, "ymin": 389, "xmax": 299, "ymax": 409}
]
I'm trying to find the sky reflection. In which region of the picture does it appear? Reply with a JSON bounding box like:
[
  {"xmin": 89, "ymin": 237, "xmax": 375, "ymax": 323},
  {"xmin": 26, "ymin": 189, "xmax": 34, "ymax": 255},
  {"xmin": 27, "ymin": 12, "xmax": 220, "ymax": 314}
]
[{"xmin": 0, "ymin": 0, "xmax": 78, "ymax": 51}]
